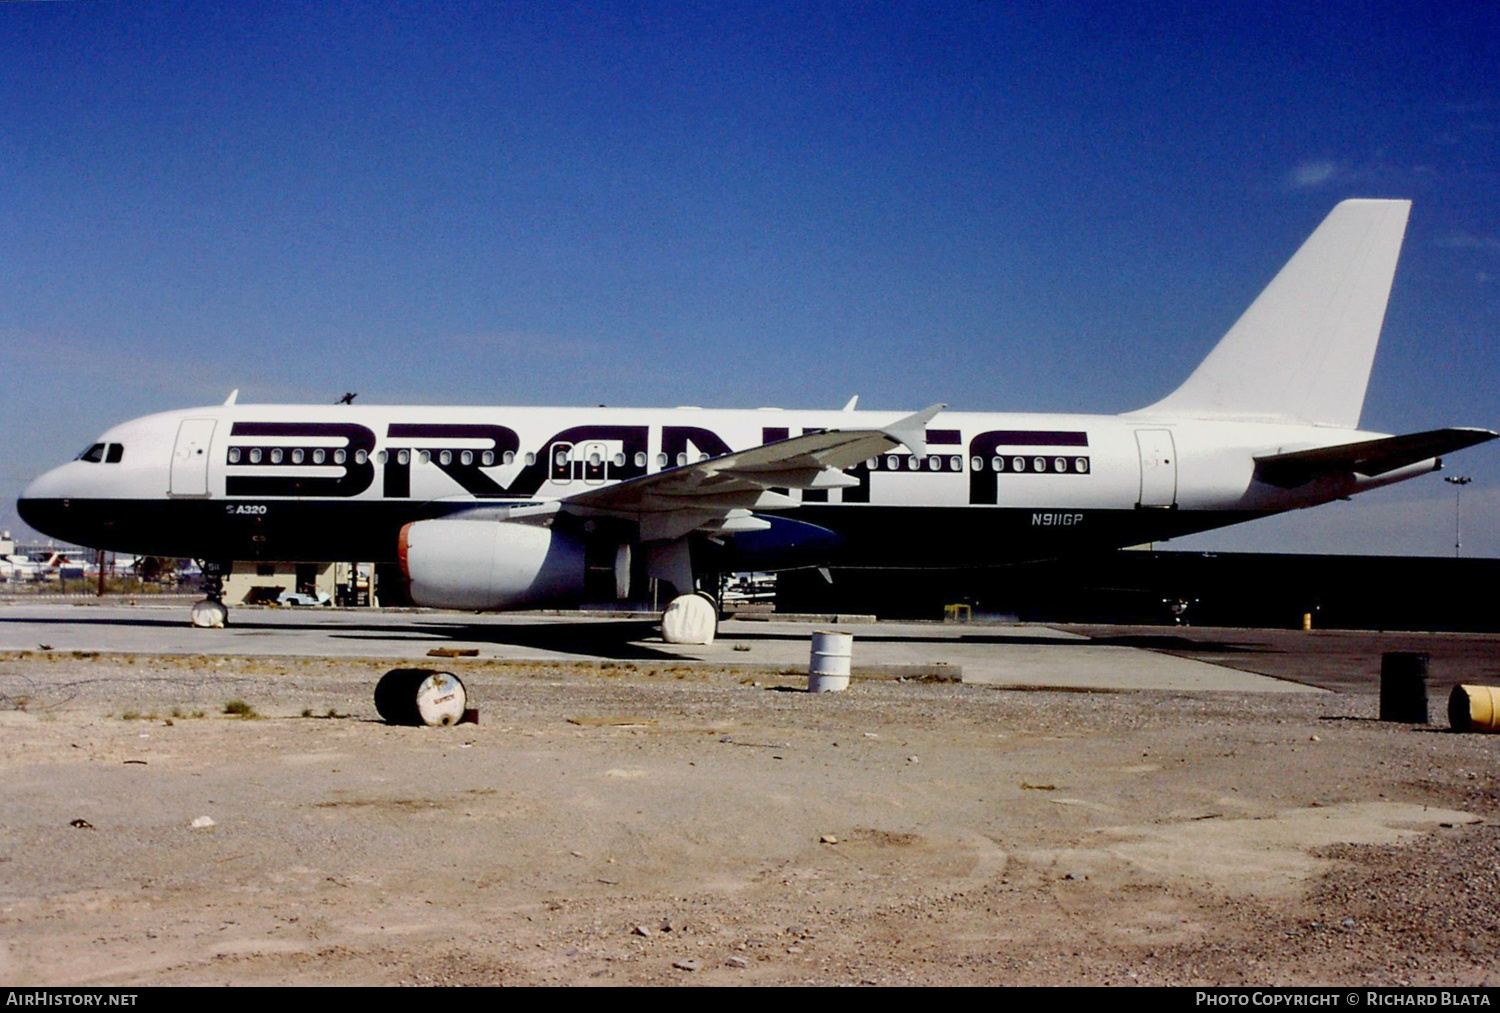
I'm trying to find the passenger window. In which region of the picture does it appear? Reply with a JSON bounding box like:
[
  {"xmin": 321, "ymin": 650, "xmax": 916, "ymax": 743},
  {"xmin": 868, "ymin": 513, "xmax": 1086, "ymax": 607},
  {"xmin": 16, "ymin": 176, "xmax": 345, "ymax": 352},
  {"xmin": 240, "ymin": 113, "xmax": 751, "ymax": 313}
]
[
  {"xmin": 439, "ymin": 451, "xmax": 452, "ymax": 466},
  {"xmin": 249, "ymin": 448, "xmax": 263, "ymax": 464},
  {"xmin": 291, "ymin": 449, "xmax": 304, "ymax": 464},
  {"xmin": 635, "ymin": 452, "xmax": 647, "ymax": 467},
  {"xmin": 460, "ymin": 451, "xmax": 473, "ymax": 466},
  {"xmin": 950, "ymin": 456, "xmax": 962, "ymax": 471},
  {"xmin": 313, "ymin": 449, "xmax": 325, "ymax": 464},
  {"xmin": 270, "ymin": 449, "xmax": 283, "ymax": 464},
  {"xmin": 524, "ymin": 452, "xmax": 536, "ymax": 466},
  {"xmin": 355, "ymin": 450, "xmax": 368, "ymax": 465},
  {"xmin": 228, "ymin": 448, "xmax": 242, "ymax": 465},
  {"xmin": 334, "ymin": 449, "xmax": 346, "ymax": 464}
]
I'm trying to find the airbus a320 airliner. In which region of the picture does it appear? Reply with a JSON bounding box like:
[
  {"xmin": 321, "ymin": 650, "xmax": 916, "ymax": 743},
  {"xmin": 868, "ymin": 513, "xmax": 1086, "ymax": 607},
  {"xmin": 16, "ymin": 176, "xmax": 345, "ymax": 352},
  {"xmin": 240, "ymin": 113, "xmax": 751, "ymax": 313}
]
[{"xmin": 18, "ymin": 200, "xmax": 1495, "ymax": 629}]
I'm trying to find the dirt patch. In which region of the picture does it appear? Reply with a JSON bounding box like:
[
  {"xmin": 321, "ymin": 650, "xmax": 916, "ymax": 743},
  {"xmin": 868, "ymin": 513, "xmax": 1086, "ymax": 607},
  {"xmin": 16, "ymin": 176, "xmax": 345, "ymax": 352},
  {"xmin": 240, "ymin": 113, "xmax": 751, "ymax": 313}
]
[{"xmin": 0, "ymin": 654, "xmax": 1496, "ymax": 985}]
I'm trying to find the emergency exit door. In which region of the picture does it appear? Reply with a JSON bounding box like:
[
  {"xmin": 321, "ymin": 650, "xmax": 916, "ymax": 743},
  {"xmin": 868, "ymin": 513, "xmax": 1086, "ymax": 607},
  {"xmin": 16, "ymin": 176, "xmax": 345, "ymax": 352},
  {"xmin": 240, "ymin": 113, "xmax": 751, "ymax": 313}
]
[{"xmin": 1135, "ymin": 429, "xmax": 1177, "ymax": 508}]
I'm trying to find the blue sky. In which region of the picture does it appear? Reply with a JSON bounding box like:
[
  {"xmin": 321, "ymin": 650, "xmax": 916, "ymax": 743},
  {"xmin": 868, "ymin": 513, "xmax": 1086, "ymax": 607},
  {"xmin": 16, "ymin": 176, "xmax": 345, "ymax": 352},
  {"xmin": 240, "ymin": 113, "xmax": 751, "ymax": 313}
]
[{"xmin": 2, "ymin": 1, "xmax": 1496, "ymax": 555}]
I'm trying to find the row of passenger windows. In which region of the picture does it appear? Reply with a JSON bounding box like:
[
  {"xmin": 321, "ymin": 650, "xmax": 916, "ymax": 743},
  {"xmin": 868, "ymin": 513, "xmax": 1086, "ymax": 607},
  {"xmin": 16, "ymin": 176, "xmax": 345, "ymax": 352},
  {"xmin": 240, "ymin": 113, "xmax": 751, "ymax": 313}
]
[
  {"xmin": 860, "ymin": 454, "xmax": 1090, "ymax": 474},
  {"xmin": 226, "ymin": 447, "xmax": 707, "ymax": 469},
  {"xmin": 225, "ymin": 445, "xmax": 1090, "ymax": 476},
  {"xmin": 982, "ymin": 455, "xmax": 1089, "ymax": 474},
  {"xmin": 77, "ymin": 443, "xmax": 125, "ymax": 464},
  {"xmin": 557, "ymin": 451, "xmax": 717, "ymax": 468},
  {"xmin": 227, "ymin": 447, "xmax": 538, "ymax": 467},
  {"xmin": 864, "ymin": 454, "xmax": 966, "ymax": 473}
]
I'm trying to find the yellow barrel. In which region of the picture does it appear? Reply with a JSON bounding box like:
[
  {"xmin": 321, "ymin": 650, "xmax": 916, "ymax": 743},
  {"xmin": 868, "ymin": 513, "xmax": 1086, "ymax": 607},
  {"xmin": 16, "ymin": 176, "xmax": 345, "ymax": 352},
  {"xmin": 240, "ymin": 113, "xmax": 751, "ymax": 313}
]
[{"xmin": 1448, "ymin": 684, "xmax": 1500, "ymax": 733}]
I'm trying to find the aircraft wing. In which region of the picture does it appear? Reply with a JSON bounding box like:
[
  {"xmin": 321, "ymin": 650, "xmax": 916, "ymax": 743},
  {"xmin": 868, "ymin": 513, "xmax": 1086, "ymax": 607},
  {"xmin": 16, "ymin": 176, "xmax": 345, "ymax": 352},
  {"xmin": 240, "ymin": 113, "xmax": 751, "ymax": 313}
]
[
  {"xmin": 1255, "ymin": 427, "xmax": 1497, "ymax": 488},
  {"xmin": 558, "ymin": 403, "xmax": 945, "ymax": 540}
]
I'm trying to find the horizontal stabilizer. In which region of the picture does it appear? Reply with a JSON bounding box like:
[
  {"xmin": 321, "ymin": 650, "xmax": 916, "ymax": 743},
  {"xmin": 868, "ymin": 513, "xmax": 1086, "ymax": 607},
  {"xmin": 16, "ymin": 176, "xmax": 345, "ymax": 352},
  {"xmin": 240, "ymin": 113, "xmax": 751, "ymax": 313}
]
[{"xmin": 1255, "ymin": 427, "xmax": 1497, "ymax": 488}]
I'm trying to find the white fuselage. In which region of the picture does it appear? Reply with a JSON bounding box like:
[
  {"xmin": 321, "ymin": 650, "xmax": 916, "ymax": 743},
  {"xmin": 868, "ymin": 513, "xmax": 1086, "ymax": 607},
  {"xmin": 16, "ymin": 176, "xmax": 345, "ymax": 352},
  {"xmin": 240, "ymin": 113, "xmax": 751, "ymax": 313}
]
[{"xmin": 18, "ymin": 402, "xmax": 1433, "ymax": 570}]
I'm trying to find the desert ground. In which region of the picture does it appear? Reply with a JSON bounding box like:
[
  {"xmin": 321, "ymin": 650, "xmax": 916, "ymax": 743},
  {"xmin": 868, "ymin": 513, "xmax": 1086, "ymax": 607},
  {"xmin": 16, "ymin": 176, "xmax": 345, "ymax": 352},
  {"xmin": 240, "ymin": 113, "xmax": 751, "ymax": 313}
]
[{"xmin": 0, "ymin": 609, "xmax": 1497, "ymax": 986}]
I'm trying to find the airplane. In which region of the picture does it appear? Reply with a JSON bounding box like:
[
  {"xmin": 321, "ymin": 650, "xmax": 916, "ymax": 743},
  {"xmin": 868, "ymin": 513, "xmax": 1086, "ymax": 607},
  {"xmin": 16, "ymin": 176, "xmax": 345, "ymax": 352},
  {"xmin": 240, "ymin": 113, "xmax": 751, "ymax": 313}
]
[
  {"xmin": 17, "ymin": 199, "xmax": 1496, "ymax": 635},
  {"xmin": 0, "ymin": 555, "xmax": 41, "ymax": 583}
]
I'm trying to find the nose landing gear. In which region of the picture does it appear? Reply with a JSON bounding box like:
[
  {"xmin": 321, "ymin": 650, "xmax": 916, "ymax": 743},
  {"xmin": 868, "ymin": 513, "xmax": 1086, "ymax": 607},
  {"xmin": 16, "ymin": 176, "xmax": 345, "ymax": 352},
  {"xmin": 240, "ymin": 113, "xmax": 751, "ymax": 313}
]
[{"xmin": 191, "ymin": 560, "xmax": 230, "ymax": 628}]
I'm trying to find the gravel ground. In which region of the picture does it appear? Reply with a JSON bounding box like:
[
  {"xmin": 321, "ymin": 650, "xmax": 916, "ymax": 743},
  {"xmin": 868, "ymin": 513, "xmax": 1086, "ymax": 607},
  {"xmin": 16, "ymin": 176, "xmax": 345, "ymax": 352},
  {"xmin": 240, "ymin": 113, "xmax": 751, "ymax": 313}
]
[{"xmin": 0, "ymin": 648, "xmax": 1497, "ymax": 986}]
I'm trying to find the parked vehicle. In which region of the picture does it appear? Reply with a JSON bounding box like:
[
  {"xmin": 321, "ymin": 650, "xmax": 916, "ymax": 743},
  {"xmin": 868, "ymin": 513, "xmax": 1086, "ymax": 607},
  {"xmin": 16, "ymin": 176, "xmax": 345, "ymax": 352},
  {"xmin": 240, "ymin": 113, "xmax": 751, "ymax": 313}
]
[{"xmin": 277, "ymin": 590, "xmax": 331, "ymax": 607}]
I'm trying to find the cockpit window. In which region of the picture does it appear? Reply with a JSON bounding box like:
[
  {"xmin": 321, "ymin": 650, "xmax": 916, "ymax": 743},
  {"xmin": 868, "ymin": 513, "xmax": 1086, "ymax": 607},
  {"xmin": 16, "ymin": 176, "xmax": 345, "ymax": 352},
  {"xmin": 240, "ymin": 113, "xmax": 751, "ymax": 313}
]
[
  {"xmin": 105, "ymin": 444, "xmax": 124, "ymax": 464},
  {"xmin": 78, "ymin": 443, "xmax": 106, "ymax": 463}
]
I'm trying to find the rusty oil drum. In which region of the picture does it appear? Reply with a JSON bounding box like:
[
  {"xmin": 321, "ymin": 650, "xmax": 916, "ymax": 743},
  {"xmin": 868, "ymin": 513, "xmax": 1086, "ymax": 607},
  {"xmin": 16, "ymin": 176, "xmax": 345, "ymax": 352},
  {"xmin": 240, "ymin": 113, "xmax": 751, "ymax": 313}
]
[{"xmin": 374, "ymin": 669, "xmax": 468, "ymax": 726}]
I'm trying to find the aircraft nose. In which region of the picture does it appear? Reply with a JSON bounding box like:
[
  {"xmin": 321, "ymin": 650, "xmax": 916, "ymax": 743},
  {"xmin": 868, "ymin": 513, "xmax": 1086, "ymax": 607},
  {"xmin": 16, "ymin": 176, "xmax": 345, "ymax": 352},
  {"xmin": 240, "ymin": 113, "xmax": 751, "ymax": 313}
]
[
  {"xmin": 15, "ymin": 494, "xmax": 51, "ymax": 535},
  {"xmin": 17, "ymin": 466, "xmax": 81, "ymax": 542},
  {"xmin": 19, "ymin": 461, "xmax": 74, "ymax": 503}
]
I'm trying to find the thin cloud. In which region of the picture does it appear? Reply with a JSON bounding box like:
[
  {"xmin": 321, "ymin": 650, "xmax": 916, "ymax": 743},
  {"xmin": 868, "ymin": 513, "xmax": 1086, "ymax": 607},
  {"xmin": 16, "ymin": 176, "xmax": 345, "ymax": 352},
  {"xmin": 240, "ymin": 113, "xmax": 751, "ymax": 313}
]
[
  {"xmin": 1437, "ymin": 231, "xmax": 1500, "ymax": 252},
  {"xmin": 1285, "ymin": 160, "xmax": 1339, "ymax": 190}
]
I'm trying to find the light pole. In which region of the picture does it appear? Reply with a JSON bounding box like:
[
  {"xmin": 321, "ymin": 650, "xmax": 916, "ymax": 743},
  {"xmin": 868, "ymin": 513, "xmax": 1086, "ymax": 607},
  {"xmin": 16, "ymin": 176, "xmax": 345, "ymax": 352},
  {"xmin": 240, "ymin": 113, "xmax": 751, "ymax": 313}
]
[{"xmin": 1444, "ymin": 475, "xmax": 1472, "ymax": 558}]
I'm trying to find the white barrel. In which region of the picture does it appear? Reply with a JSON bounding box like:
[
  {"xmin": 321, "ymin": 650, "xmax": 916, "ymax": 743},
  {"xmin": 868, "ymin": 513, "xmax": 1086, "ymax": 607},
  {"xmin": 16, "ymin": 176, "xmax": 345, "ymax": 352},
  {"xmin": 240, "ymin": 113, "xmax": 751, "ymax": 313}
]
[
  {"xmin": 375, "ymin": 669, "xmax": 468, "ymax": 726},
  {"xmin": 808, "ymin": 630, "xmax": 853, "ymax": 693},
  {"xmin": 415, "ymin": 671, "xmax": 467, "ymax": 726}
]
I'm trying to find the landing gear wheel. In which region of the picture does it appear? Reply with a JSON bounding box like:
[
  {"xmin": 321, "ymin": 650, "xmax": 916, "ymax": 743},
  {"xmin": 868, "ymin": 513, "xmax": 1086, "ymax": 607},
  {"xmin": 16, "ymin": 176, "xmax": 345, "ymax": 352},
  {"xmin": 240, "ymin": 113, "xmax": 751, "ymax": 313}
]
[
  {"xmin": 191, "ymin": 560, "xmax": 230, "ymax": 628},
  {"xmin": 190, "ymin": 599, "xmax": 228, "ymax": 628},
  {"xmin": 661, "ymin": 592, "xmax": 717, "ymax": 645}
]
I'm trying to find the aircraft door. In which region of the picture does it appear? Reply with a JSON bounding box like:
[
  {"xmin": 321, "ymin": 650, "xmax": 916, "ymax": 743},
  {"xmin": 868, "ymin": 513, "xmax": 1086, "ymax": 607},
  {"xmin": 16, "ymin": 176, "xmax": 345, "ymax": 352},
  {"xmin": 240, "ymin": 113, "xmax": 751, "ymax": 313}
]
[
  {"xmin": 1135, "ymin": 429, "xmax": 1177, "ymax": 508},
  {"xmin": 169, "ymin": 418, "xmax": 217, "ymax": 497},
  {"xmin": 549, "ymin": 442, "xmax": 575, "ymax": 485},
  {"xmin": 583, "ymin": 442, "xmax": 607, "ymax": 484}
]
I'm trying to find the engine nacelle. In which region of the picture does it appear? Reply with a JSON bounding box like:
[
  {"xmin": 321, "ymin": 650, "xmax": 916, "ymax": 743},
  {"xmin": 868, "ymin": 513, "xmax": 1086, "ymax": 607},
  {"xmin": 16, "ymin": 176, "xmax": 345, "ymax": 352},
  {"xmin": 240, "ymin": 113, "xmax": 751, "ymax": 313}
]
[{"xmin": 399, "ymin": 519, "xmax": 586, "ymax": 610}]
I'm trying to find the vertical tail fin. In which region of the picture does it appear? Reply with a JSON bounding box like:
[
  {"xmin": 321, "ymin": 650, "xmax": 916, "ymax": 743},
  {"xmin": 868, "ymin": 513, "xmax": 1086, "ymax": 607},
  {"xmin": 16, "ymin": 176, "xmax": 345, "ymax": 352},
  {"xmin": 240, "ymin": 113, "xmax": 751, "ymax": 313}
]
[{"xmin": 1133, "ymin": 199, "xmax": 1411, "ymax": 428}]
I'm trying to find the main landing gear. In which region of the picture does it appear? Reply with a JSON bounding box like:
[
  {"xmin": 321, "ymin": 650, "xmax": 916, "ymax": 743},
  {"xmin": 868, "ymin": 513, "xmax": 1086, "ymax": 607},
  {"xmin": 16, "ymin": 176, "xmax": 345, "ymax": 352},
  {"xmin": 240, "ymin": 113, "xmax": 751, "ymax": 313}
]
[{"xmin": 190, "ymin": 560, "xmax": 229, "ymax": 628}]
